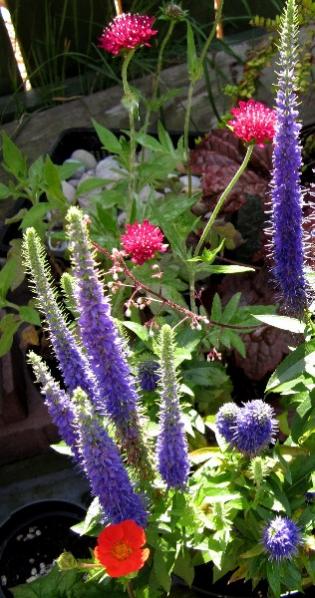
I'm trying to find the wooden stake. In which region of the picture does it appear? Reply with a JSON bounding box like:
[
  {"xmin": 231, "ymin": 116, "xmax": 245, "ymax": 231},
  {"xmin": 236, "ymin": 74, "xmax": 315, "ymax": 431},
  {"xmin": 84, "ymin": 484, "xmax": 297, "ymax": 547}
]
[
  {"xmin": 214, "ymin": 0, "xmax": 224, "ymax": 38},
  {"xmin": 114, "ymin": 0, "xmax": 123, "ymax": 16}
]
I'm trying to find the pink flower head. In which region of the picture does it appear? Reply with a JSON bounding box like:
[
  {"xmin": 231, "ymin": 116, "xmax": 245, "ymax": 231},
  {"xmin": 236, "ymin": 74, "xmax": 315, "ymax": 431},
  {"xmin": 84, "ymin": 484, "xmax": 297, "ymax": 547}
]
[
  {"xmin": 228, "ymin": 99, "xmax": 276, "ymax": 146},
  {"xmin": 99, "ymin": 13, "xmax": 158, "ymax": 56},
  {"xmin": 121, "ymin": 220, "xmax": 167, "ymax": 265}
]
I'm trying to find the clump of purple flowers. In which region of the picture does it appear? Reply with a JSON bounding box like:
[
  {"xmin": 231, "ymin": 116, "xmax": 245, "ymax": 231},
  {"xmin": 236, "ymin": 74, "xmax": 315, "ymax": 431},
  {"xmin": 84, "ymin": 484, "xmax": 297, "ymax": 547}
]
[
  {"xmin": 138, "ymin": 361, "xmax": 160, "ymax": 391},
  {"xmin": 216, "ymin": 400, "xmax": 278, "ymax": 455},
  {"xmin": 216, "ymin": 402, "xmax": 240, "ymax": 443},
  {"xmin": 263, "ymin": 516, "xmax": 301, "ymax": 560}
]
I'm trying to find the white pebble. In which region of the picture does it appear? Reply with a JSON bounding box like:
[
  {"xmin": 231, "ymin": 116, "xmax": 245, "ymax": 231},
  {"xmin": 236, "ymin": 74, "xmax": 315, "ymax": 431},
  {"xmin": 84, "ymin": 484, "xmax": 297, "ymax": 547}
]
[
  {"xmin": 95, "ymin": 156, "xmax": 125, "ymax": 183},
  {"xmin": 179, "ymin": 175, "xmax": 201, "ymax": 191},
  {"xmin": 31, "ymin": 568, "xmax": 37, "ymax": 576},
  {"xmin": 35, "ymin": 530, "xmax": 42, "ymax": 536},
  {"xmin": 63, "ymin": 159, "xmax": 85, "ymax": 178},
  {"xmin": 16, "ymin": 534, "xmax": 23, "ymax": 541},
  {"xmin": 29, "ymin": 558, "xmax": 35, "ymax": 564},
  {"xmin": 70, "ymin": 149, "xmax": 97, "ymax": 169},
  {"xmin": 62, "ymin": 181, "xmax": 76, "ymax": 203},
  {"xmin": 1, "ymin": 575, "xmax": 7, "ymax": 586}
]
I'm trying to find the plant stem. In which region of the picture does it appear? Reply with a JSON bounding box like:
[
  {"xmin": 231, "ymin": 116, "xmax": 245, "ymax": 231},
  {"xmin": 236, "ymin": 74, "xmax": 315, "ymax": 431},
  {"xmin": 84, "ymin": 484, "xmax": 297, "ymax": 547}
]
[
  {"xmin": 126, "ymin": 581, "xmax": 136, "ymax": 598},
  {"xmin": 194, "ymin": 144, "xmax": 254, "ymax": 257},
  {"xmin": 121, "ymin": 49, "xmax": 137, "ymax": 222},
  {"xmin": 143, "ymin": 19, "xmax": 176, "ymax": 133},
  {"xmin": 183, "ymin": 0, "xmax": 225, "ymax": 156}
]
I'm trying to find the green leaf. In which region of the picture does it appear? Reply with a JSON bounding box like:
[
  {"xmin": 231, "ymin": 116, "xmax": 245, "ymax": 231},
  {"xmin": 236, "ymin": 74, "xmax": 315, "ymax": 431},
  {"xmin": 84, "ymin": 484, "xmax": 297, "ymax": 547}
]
[
  {"xmin": 0, "ymin": 182, "xmax": 10, "ymax": 199},
  {"xmin": 44, "ymin": 158, "xmax": 67, "ymax": 211},
  {"xmin": 0, "ymin": 256, "xmax": 18, "ymax": 298},
  {"xmin": 174, "ymin": 553, "xmax": 194, "ymax": 587},
  {"xmin": 76, "ymin": 178, "xmax": 107, "ymax": 195},
  {"xmin": 197, "ymin": 264, "xmax": 254, "ymax": 275},
  {"xmin": 19, "ymin": 305, "xmax": 41, "ymax": 325},
  {"xmin": 210, "ymin": 293, "xmax": 222, "ymax": 321},
  {"xmin": 153, "ymin": 550, "xmax": 172, "ymax": 593},
  {"xmin": 11, "ymin": 565, "xmax": 80, "ymax": 598},
  {"xmin": 266, "ymin": 340, "xmax": 315, "ymax": 393},
  {"xmin": 187, "ymin": 22, "xmax": 202, "ymax": 82},
  {"xmin": 157, "ymin": 121, "xmax": 174, "ymax": 154},
  {"xmin": 134, "ymin": 132, "xmax": 164, "ymax": 153},
  {"xmin": 266, "ymin": 562, "xmax": 281, "ymax": 597},
  {"xmin": 1, "ymin": 131, "xmax": 27, "ymax": 178},
  {"xmin": 252, "ymin": 314, "xmax": 305, "ymax": 334},
  {"xmin": 50, "ymin": 441, "xmax": 73, "ymax": 457},
  {"xmin": 0, "ymin": 314, "xmax": 21, "ymax": 357},
  {"xmin": 71, "ymin": 498, "xmax": 103, "ymax": 537},
  {"xmin": 92, "ymin": 120, "xmax": 122, "ymax": 154},
  {"xmin": 121, "ymin": 321, "xmax": 149, "ymax": 343},
  {"xmin": 20, "ymin": 203, "xmax": 51, "ymax": 229}
]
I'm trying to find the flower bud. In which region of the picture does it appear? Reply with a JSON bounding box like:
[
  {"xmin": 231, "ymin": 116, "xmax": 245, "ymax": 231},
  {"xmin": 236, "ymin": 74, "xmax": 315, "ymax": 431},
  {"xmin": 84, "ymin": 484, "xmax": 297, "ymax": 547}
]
[{"xmin": 56, "ymin": 552, "xmax": 78, "ymax": 570}]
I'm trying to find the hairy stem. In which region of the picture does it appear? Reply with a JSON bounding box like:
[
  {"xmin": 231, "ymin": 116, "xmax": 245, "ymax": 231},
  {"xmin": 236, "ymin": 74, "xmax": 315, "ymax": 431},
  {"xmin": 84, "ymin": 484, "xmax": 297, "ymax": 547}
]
[{"xmin": 121, "ymin": 49, "xmax": 137, "ymax": 222}]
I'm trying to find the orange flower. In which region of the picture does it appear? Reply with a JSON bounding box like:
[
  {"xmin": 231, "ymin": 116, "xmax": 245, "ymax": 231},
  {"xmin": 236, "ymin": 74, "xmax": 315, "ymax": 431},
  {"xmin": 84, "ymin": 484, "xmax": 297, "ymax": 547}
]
[{"xmin": 94, "ymin": 519, "xmax": 150, "ymax": 578}]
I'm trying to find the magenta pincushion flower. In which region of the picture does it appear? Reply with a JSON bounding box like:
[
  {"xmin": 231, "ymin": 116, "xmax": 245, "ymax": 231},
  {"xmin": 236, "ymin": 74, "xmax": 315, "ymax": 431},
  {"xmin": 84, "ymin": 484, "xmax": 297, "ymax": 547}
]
[
  {"xmin": 99, "ymin": 13, "xmax": 158, "ymax": 56},
  {"xmin": 228, "ymin": 100, "xmax": 276, "ymax": 146},
  {"xmin": 121, "ymin": 220, "xmax": 168, "ymax": 265},
  {"xmin": 263, "ymin": 516, "xmax": 301, "ymax": 560}
]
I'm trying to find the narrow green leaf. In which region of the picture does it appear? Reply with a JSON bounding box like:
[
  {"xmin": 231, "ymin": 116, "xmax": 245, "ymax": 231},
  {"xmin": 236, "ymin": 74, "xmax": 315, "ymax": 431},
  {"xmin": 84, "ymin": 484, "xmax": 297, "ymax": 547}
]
[
  {"xmin": 92, "ymin": 119, "xmax": 122, "ymax": 154},
  {"xmin": 252, "ymin": 314, "xmax": 305, "ymax": 334},
  {"xmin": 266, "ymin": 340, "xmax": 315, "ymax": 393}
]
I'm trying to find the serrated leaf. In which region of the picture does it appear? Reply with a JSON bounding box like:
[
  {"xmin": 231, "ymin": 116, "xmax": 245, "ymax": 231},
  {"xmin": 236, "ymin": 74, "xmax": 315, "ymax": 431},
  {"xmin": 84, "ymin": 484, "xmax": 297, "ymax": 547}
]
[
  {"xmin": 252, "ymin": 314, "xmax": 305, "ymax": 334},
  {"xmin": 197, "ymin": 264, "xmax": 254, "ymax": 274}
]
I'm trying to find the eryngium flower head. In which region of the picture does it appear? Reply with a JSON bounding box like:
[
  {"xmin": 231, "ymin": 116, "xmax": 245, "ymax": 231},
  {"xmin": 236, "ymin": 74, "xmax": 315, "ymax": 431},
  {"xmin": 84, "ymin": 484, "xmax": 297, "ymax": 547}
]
[
  {"xmin": 228, "ymin": 99, "xmax": 276, "ymax": 146},
  {"xmin": 263, "ymin": 516, "xmax": 301, "ymax": 560},
  {"xmin": 138, "ymin": 361, "xmax": 160, "ymax": 391},
  {"xmin": 233, "ymin": 400, "xmax": 278, "ymax": 455},
  {"xmin": 216, "ymin": 402, "xmax": 240, "ymax": 443},
  {"xmin": 121, "ymin": 220, "xmax": 168, "ymax": 265},
  {"xmin": 99, "ymin": 13, "xmax": 158, "ymax": 56},
  {"xmin": 270, "ymin": 0, "xmax": 308, "ymax": 315}
]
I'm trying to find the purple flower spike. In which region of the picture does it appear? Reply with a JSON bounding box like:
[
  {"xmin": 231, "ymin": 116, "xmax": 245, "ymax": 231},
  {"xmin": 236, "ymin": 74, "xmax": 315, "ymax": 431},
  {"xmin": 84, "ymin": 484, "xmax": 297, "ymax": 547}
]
[
  {"xmin": 22, "ymin": 228, "xmax": 99, "ymax": 405},
  {"xmin": 233, "ymin": 400, "xmax": 278, "ymax": 455},
  {"xmin": 138, "ymin": 361, "xmax": 160, "ymax": 392},
  {"xmin": 28, "ymin": 351, "xmax": 81, "ymax": 464},
  {"xmin": 270, "ymin": 0, "xmax": 308, "ymax": 315},
  {"xmin": 73, "ymin": 388, "xmax": 148, "ymax": 527},
  {"xmin": 66, "ymin": 208, "xmax": 152, "ymax": 476},
  {"xmin": 263, "ymin": 516, "xmax": 301, "ymax": 560},
  {"xmin": 156, "ymin": 325, "xmax": 189, "ymax": 489},
  {"xmin": 216, "ymin": 402, "xmax": 240, "ymax": 443}
]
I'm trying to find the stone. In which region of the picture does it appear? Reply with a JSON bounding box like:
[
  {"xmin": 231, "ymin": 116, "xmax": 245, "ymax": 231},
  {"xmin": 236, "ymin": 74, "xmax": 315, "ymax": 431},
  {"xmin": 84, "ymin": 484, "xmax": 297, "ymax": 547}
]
[
  {"xmin": 70, "ymin": 149, "xmax": 97, "ymax": 170},
  {"xmin": 179, "ymin": 175, "xmax": 201, "ymax": 191},
  {"xmin": 61, "ymin": 181, "xmax": 76, "ymax": 203},
  {"xmin": 95, "ymin": 156, "xmax": 125, "ymax": 183}
]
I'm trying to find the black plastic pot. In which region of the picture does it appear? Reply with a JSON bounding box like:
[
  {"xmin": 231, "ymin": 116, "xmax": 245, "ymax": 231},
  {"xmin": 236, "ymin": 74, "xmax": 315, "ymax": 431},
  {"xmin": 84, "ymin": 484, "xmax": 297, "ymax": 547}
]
[{"xmin": 0, "ymin": 500, "xmax": 94, "ymax": 597}]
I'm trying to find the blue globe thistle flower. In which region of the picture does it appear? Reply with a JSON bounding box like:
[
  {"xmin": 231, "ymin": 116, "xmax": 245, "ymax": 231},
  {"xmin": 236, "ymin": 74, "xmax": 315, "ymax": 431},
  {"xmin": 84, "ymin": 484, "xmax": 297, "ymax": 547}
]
[
  {"xmin": 263, "ymin": 516, "xmax": 301, "ymax": 560},
  {"xmin": 215, "ymin": 403, "xmax": 240, "ymax": 443},
  {"xmin": 138, "ymin": 361, "xmax": 160, "ymax": 391},
  {"xmin": 233, "ymin": 400, "xmax": 278, "ymax": 455}
]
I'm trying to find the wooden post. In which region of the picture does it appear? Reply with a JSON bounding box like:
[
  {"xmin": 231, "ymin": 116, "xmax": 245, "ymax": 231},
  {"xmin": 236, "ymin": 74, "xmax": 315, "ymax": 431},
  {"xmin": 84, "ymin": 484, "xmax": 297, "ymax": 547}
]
[
  {"xmin": 114, "ymin": 0, "xmax": 123, "ymax": 16},
  {"xmin": 214, "ymin": 0, "xmax": 224, "ymax": 38}
]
